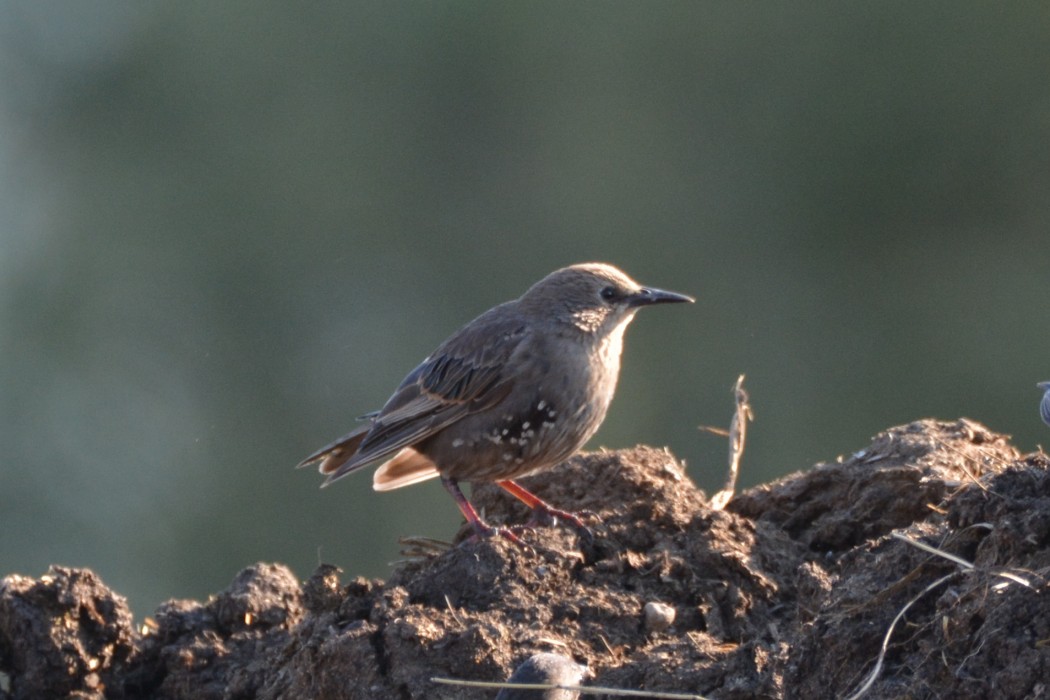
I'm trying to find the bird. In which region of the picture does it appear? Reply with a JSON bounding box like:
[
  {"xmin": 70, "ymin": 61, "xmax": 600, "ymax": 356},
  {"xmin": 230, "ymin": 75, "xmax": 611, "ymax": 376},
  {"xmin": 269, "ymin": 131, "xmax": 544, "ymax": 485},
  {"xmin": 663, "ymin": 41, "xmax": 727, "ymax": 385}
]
[
  {"xmin": 1038, "ymin": 381, "xmax": 1050, "ymax": 427},
  {"xmin": 297, "ymin": 262, "xmax": 693, "ymax": 544},
  {"xmin": 495, "ymin": 652, "xmax": 588, "ymax": 700}
]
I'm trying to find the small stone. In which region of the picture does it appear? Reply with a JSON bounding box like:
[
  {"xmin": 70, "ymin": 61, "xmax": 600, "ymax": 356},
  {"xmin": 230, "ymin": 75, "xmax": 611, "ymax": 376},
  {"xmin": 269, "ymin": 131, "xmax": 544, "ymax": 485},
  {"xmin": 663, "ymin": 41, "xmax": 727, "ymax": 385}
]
[{"xmin": 643, "ymin": 601, "xmax": 676, "ymax": 633}]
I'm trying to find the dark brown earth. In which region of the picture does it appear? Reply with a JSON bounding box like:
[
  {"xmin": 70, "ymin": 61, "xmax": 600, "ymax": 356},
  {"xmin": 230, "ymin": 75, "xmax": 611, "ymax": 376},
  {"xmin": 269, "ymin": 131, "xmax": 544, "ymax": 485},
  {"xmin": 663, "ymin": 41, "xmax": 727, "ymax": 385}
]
[{"xmin": 3, "ymin": 418, "xmax": 1050, "ymax": 699}]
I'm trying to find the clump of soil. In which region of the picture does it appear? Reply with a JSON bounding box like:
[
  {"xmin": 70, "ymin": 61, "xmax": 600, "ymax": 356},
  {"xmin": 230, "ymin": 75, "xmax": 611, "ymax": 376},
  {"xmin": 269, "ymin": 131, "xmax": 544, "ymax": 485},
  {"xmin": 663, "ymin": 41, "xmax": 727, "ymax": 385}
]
[{"xmin": 2, "ymin": 418, "xmax": 1048, "ymax": 699}]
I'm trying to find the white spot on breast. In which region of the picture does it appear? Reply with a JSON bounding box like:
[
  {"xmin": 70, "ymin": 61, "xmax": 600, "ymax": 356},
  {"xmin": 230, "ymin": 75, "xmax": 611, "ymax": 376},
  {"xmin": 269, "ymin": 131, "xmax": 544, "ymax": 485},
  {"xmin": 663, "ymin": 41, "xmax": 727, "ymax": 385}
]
[{"xmin": 452, "ymin": 438, "xmax": 464, "ymax": 448}]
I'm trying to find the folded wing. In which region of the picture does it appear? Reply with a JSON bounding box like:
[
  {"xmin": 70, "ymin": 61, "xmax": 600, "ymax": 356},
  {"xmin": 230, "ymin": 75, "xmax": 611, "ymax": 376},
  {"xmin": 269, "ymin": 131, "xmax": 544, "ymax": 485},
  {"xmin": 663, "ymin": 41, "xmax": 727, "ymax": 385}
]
[{"xmin": 298, "ymin": 304, "xmax": 527, "ymax": 488}]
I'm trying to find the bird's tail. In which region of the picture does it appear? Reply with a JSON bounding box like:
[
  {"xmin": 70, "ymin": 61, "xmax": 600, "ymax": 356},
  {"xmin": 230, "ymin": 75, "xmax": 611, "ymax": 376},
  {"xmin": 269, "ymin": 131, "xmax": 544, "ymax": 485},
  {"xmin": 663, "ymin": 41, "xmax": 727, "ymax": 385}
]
[{"xmin": 295, "ymin": 423, "xmax": 371, "ymax": 483}]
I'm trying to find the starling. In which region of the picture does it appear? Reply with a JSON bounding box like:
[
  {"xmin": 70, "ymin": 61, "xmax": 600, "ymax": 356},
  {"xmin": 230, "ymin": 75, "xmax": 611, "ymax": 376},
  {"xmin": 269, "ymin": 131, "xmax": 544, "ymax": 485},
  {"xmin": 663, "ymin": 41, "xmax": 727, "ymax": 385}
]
[
  {"xmin": 1039, "ymin": 381, "xmax": 1050, "ymax": 427},
  {"xmin": 495, "ymin": 652, "xmax": 588, "ymax": 700},
  {"xmin": 297, "ymin": 262, "xmax": 693, "ymax": 543}
]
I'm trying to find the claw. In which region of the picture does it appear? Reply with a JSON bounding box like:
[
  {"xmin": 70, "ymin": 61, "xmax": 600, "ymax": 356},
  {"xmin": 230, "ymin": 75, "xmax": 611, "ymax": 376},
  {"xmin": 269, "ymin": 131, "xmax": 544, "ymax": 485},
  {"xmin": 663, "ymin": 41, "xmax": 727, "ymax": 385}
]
[
  {"xmin": 444, "ymin": 476, "xmax": 595, "ymax": 551},
  {"xmin": 519, "ymin": 500, "xmax": 600, "ymax": 544},
  {"xmin": 527, "ymin": 504, "xmax": 596, "ymax": 530},
  {"xmin": 465, "ymin": 523, "xmax": 535, "ymax": 552},
  {"xmin": 496, "ymin": 479, "xmax": 601, "ymax": 542}
]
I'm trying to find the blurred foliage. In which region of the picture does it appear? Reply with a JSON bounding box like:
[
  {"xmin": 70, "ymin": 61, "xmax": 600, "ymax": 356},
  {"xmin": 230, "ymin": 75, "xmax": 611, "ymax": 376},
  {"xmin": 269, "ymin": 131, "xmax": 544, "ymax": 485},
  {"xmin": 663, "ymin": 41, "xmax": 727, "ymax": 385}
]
[{"xmin": 1, "ymin": 2, "xmax": 1048, "ymax": 615}]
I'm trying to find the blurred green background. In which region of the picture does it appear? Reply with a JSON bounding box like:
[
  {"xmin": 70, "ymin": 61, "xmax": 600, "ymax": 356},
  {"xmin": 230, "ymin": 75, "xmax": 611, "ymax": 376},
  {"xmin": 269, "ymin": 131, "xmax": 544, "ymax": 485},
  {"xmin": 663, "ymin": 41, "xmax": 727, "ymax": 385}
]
[{"xmin": 2, "ymin": 3, "xmax": 1048, "ymax": 617}]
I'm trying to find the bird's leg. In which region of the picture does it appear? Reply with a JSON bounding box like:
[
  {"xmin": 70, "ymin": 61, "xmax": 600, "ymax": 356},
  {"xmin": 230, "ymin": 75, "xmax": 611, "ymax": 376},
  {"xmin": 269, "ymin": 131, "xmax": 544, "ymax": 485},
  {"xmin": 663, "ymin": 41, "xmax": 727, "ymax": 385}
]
[
  {"xmin": 496, "ymin": 479, "xmax": 599, "ymax": 536},
  {"xmin": 440, "ymin": 477, "xmax": 529, "ymax": 548}
]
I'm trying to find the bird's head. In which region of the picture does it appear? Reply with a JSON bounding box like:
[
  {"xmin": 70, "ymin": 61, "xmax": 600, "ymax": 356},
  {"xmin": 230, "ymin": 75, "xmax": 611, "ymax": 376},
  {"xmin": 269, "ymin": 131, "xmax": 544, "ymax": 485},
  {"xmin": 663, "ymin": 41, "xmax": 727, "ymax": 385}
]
[{"xmin": 518, "ymin": 262, "xmax": 694, "ymax": 336}]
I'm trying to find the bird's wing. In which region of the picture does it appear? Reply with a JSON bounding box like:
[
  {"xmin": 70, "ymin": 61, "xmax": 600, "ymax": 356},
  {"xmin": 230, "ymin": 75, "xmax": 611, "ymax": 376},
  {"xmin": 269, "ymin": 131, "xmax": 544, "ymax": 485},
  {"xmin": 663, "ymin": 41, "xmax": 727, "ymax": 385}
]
[{"xmin": 317, "ymin": 305, "xmax": 527, "ymax": 485}]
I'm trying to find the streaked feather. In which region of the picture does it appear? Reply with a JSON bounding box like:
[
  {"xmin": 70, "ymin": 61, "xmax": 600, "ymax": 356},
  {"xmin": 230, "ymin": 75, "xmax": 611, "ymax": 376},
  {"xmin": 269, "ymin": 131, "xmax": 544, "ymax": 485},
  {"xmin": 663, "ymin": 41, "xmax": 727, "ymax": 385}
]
[{"xmin": 304, "ymin": 308, "xmax": 527, "ymax": 486}]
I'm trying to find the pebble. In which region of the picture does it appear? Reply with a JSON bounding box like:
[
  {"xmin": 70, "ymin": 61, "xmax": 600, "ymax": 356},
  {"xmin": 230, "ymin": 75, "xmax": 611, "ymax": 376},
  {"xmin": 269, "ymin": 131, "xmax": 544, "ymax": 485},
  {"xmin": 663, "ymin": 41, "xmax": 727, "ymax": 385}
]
[{"xmin": 643, "ymin": 601, "xmax": 676, "ymax": 633}]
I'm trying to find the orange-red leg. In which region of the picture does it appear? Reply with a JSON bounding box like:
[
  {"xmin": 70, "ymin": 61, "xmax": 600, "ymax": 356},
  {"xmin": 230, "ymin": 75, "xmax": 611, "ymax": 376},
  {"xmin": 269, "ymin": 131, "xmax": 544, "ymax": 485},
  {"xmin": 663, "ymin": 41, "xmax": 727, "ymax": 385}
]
[
  {"xmin": 496, "ymin": 479, "xmax": 596, "ymax": 534},
  {"xmin": 441, "ymin": 477, "xmax": 528, "ymax": 547}
]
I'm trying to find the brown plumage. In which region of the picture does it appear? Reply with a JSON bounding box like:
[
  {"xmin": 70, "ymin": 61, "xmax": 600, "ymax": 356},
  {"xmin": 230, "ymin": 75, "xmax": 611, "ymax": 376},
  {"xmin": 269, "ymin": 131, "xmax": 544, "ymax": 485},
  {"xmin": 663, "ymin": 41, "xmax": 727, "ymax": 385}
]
[{"xmin": 297, "ymin": 262, "xmax": 693, "ymax": 543}]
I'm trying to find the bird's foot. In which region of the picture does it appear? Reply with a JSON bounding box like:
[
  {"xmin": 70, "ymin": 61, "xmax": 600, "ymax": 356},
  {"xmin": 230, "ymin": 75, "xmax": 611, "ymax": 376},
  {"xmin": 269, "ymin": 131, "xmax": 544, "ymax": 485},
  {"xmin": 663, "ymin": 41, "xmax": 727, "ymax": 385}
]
[
  {"xmin": 444, "ymin": 477, "xmax": 535, "ymax": 551},
  {"xmin": 465, "ymin": 521, "xmax": 535, "ymax": 550},
  {"xmin": 495, "ymin": 479, "xmax": 600, "ymax": 540},
  {"xmin": 527, "ymin": 505, "xmax": 600, "ymax": 541}
]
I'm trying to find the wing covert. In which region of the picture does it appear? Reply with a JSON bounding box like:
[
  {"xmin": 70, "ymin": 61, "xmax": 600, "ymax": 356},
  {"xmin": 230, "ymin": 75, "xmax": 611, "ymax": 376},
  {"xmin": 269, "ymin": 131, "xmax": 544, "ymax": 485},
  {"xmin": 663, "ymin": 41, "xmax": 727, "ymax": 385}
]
[{"xmin": 334, "ymin": 305, "xmax": 528, "ymax": 474}]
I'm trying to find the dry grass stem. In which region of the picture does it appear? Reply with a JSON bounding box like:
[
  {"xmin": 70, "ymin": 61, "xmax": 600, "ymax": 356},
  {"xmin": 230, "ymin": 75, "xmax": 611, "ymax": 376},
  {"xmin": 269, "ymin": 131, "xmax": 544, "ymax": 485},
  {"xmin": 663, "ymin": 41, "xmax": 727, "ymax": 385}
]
[
  {"xmin": 709, "ymin": 374, "xmax": 752, "ymax": 510},
  {"xmin": 430, "ymin": 675, "xmax": 709, "ymax": 698}
]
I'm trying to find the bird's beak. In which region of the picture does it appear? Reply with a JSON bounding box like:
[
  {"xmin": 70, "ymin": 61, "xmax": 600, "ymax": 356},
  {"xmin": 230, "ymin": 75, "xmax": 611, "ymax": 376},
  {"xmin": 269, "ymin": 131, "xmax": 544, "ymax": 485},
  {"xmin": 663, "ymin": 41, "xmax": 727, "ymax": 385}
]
[{"xmin": 627, "ymin": 286, "xmax": 695, "ymax": 307}]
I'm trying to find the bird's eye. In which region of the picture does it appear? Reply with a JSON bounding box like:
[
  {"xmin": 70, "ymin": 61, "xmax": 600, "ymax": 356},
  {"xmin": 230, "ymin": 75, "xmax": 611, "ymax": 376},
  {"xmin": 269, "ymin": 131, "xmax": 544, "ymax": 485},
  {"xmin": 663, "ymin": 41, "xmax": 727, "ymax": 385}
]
[{"xmin": 600, "ymin": 286, "xmax": 618, "ymax": 302}]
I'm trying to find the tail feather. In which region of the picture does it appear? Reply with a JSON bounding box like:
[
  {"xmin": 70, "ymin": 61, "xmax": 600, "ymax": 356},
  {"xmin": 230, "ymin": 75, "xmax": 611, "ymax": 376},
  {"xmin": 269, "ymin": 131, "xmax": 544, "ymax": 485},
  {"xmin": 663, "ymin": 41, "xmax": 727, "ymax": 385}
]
[
  {"xmin": 300, "ymin": 415, "xmax": 443, "ymax": 490},
  {"xmin": 296, "ymin": 423, "xmax": 370, "ymax": 479},
  {"xmin": 372, "ymin": 448, "xmax": 441, "ymax": 491}
]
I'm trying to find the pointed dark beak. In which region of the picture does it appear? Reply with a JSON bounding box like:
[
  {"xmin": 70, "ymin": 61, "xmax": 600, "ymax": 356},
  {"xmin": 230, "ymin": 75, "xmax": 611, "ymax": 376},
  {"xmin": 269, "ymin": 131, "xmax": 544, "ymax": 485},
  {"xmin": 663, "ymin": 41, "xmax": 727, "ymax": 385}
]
[{"xmin": 627, "ymin": 286, "xmax": 695, "ymax": 307}]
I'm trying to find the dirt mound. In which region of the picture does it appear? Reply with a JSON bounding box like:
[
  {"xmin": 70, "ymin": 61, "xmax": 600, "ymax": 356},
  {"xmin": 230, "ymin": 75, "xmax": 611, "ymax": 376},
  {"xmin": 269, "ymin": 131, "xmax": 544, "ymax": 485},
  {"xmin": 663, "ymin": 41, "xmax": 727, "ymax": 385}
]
[{"xmin": 2, "ymin": 419, "xmax": 1048, "ymax": 699}]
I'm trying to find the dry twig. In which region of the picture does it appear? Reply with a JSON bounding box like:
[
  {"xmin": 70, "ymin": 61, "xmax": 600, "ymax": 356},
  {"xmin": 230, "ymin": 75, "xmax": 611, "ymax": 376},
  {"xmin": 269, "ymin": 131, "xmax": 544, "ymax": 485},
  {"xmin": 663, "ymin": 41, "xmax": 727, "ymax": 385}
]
[{"xmin": 706, "ymin": 374, "xmax": 752, "ymax": 510}]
